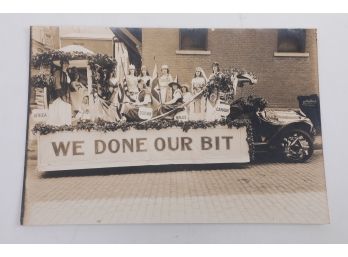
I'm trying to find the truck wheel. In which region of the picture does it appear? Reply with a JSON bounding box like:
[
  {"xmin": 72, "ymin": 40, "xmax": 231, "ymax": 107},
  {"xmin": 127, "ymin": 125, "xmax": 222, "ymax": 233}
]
[{"xmin": 276, "ymin": 129, "xmax": 314, "ymax": 163}]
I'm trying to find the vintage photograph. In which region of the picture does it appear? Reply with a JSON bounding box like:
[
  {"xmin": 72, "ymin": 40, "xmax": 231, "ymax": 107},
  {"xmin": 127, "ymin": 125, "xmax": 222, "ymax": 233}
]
[{"xmin": 22, "ymin": 26, "xmax": 329, "ymax": 224}]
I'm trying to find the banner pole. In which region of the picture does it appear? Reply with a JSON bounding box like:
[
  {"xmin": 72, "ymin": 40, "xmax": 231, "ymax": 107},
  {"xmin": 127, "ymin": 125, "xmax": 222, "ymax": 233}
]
[{"xmin": 140, "ymin": 89, "xmax": 205, "ymax": 123}]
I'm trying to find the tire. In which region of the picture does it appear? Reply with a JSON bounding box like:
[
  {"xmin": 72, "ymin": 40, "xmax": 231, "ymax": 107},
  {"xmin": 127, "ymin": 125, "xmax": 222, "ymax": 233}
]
[{"xmin": 275, "ymin": 129, "xmax": 314, "ymax": 163}]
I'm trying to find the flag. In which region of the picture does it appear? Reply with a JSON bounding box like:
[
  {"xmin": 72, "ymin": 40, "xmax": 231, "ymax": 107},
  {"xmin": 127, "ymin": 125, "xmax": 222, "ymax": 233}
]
[
  {"xmin": 152, "ymin": 63, "xmax": 158, "ymax": 79},
  {"xmin": 151, "ymin": 77, "xmax": 161, "ymax": 103}
]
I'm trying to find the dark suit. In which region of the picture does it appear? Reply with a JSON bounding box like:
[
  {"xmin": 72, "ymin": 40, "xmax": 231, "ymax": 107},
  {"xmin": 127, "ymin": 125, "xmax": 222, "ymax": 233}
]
[{"xmin": 53, "ymin": 69, "xmax": 71, "ymax": 102}]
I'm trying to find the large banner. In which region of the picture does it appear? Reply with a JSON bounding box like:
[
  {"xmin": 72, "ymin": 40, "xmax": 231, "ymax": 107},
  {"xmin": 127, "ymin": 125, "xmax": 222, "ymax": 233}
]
[{"xmin": 37, "ymin": 126, "xmax": 250, "ymax": 172}]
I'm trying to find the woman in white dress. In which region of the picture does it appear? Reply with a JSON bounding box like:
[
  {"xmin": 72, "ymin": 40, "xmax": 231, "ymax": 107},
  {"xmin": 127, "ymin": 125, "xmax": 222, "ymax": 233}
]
[
  {"xmin": 191, "ymin": 67, "xmax": 207, "ymax": 120},
  {"xmin": 125, "ymin": 64, "xmax": 138, "ymax": 94},
  {"xmin": 107, "ymin": 70, "xmax": 123, "ymax": 120},
  {"xmin": 75, "ymin": 95, "xmax": 91, "ymax": 121},
  {"xmin": 158, "ymin": 64, "xmax": 173, "ymax": 103}
]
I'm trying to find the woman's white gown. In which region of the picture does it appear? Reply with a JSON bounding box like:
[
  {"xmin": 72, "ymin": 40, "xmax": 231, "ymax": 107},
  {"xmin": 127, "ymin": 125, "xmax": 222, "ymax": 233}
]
[{"xmin": 47, "ymin": 98, "xmax": 72, "ymax": 126}]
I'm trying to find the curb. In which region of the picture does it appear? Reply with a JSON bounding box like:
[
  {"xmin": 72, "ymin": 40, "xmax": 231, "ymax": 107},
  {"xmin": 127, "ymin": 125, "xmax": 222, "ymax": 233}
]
[{"xmin": 314, "ymin": 135, "xmax": 322, "ymax": 150}]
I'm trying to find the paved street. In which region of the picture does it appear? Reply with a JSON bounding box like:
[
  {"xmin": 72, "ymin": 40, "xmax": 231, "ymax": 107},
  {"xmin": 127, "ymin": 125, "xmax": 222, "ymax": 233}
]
[{"xmin": 22, "ymin": 138, "xmax": 329, "ymax": 225}]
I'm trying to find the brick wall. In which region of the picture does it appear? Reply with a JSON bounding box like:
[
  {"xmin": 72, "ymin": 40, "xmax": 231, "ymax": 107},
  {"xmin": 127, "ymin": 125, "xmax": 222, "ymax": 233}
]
[{"xmin": 142, "ymin": 29, "xmax": 319, "ymax": 108}]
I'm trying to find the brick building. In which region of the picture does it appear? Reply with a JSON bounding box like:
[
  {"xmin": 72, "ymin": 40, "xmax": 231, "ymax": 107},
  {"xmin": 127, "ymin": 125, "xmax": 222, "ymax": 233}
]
[
  {"xmin": 31, "ymin": 26, "xmax": 60, "ymax": 54},
  {"xmin": 60, "ymin": 27, "xmax": 114, "ymax": 56},
  {"xmin": 141, "ymin": 29, "xmax": 319, "ymax": 108}
]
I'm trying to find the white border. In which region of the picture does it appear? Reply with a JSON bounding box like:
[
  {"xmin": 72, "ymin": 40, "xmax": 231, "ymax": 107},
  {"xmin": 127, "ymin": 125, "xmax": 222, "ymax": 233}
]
[
  {"xmin": 0, "ymin": 13, "xmax": 348, "ymax": 243},
  {"xmin": 1, "ymin": 1, "xmax": 348, "ymax": 13}
]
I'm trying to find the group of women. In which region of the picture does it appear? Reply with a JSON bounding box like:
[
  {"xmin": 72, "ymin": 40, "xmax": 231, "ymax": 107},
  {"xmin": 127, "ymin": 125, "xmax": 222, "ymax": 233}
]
[
  {"xmin": 118, "ymin": 61, "xmax": 232, "ymax": 122},
  {"xmin": 46, "ymin": 60, "xmax": 234, "ymax": 126}
]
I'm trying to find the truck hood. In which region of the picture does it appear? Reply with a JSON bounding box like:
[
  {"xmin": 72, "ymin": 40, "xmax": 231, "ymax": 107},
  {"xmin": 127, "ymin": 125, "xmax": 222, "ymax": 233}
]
[{"xmin": 262, "ymin": 109, "xmax": 312, "ymax": 125}]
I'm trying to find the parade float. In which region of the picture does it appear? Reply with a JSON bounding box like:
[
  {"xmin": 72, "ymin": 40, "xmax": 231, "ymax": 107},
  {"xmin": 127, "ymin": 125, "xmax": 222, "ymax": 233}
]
[{"xmin": 29, "ymin": 49, "xmax": 314, "ymax": 173}]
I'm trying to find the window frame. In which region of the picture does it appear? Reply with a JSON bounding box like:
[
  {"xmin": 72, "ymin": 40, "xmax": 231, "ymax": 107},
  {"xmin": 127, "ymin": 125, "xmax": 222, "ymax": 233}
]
[
  {"xmin": 179, "ymin": 29, "xmax": 208, "ymax": 51},
  {"xmin": 275, "ymin": 29, "xmax": 309, "ymax": 57},
  {"xmin": 277, "ymin": 29, "xmax": 307, "ymax": 53}
]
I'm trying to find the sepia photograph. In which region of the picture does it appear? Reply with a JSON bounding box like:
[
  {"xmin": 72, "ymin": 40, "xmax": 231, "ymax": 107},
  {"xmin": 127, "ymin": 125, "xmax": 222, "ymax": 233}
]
[{"xmin": 22, "ymin": 26, "xmax": 329, "ymax": 225}]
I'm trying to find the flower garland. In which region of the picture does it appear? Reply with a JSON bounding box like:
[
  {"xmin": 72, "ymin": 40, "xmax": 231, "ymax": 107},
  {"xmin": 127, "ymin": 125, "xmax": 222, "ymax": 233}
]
[
  {"xmin": 245, "ymin": 123, "xmax": 255, "ymax": 161},
  {"xmin": 32, "ymin": 118, "xmax": 255, "ymax": 160},
  {"xmin": 87, "ymin": 54, "xmax": 117, "ymax": 76},
  {"xmin": 31, "ymin": 50, "xmax": 91, "ymax": 69},
  {"xmin": 203, "ymin": 72, "xmax": 233, "ymax": 97},
  {"xmin": 33, "ymin": 118, "xmax": 251, "ymax": 135},
  {"xmin": 30, "ymin": 74, "xmax": 55, "ymax": 89},
  {"xmin": 31, "ymin": 50, "xmax": 117, "ymax": 71}
]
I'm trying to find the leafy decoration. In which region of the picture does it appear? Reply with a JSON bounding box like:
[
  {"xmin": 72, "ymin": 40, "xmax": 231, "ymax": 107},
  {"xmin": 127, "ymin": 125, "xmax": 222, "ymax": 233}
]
[
  {"xmin": 203, "ymin": 69, "xmax": 258, "ymax": 103},
  {"xmin": 31, "ymin": 50, "xmax": 90, "ymax": 68},
  {"xmin": 87, "ymin": 54, "xmax": 117, "ymax": 99},
  {"xmin": 33, "ymin": 118, "xmax": 250, "ymax": 135},
  {"xmin": 31, "ymin": 74, "xmax": 55, "ymax": 89},
  {"xmin": 203, "ymin": 72, "xmax": 233, "ymax": 97}
]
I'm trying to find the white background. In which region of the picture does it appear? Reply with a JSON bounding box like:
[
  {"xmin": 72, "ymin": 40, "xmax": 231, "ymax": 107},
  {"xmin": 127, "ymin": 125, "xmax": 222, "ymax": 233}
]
[{"xmin": 0, "ymin": 14, "xmax": 347, "ymax": 243}]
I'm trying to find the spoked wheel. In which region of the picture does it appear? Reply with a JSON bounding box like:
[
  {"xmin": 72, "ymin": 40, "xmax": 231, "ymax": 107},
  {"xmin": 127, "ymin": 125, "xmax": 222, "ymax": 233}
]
[{"xmin": 278, "ymin": 129, "xmax": 314, "ymax": 162}]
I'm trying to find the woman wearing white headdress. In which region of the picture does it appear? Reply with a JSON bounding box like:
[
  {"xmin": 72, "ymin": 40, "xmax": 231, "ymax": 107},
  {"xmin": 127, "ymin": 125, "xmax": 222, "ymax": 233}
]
[
  {"xmin": 158, "ymin": 64, "xmax": 173, "ymax": 103},
  {"xmin": 138, "ymin": 65, "xmax": 152, "ymax": 87},
  {"xmin": 191, "ymin": 67, "xmax": 207, "ymax": 120},
  {"xmin": 125, "ymin": 64, "xmax": 139, "ymax": 96}
]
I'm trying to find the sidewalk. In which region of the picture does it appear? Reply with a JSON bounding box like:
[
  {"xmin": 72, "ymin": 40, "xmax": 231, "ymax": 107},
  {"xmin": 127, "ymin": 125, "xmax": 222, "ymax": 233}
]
[{"xmin": 23, "ymin": 148, "xmax": 329, "ymax": 225}]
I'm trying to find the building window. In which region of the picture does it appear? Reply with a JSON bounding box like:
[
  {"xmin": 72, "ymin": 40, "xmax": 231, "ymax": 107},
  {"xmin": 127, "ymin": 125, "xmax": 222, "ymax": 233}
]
[
  {"xmin": 179, "ymin": 29, "xmax": 208, "ymax": 51},
  {"xmin": 277, "ymin": 29, "xmax": 306, "ymax": 53}
]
